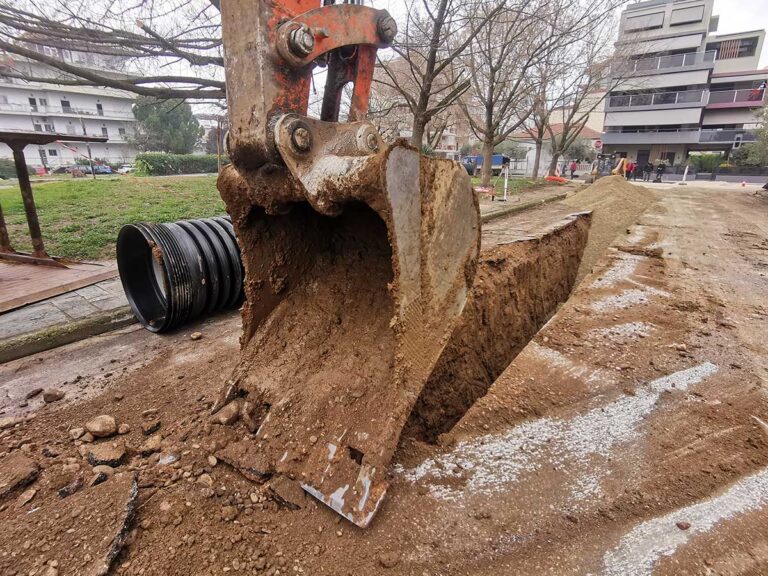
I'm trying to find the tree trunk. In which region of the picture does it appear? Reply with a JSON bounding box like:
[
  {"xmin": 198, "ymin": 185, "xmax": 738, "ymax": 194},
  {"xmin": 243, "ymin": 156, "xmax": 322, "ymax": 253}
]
[
  {"xmin": 480, "ymin": 138, "xmax": 494, "ymax": 187},
  {"xmin": 548, "ymin": 152, "xmax": 561, "ymax": 177},
  {"xmin": 532, "ymin": 139, "xmax": 543, "ymax": 178},
  {"xmin": 411, "ymin": 117, "xmax": 426, "ymax": 151}
]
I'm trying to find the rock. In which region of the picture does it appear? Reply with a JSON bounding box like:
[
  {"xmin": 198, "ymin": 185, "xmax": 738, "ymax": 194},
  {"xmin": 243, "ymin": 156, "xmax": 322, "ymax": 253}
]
[
  {"xmin": 378, "ymin": 551, "xmax": 401, "ymax": 568},
  {"xmin": 58, "ymin": 475, "xmax": 84, "ymax": 498},
  {"xmin": 85, "ymin": 415, "xmax": 117, "ymax": 438},
  {"xmin": 17, "ymin": 487, "xmax": 36, "ymax": 507},
  {"xmin": 157, "ymin": 452, "xmax": 179, "ymax": 466},
  {"xmin": 141, "ymin": 409, "xmax": 158, "ymax": 418},
  {"xmin": 207, "ymin": 455, "xmax": 218, "ymax": 467},
  {"xmin": 676, "ymin": 521, "xmax": 691, "ymax": 530},
  {"xmin": 93, "ymin": 465, "xmax": 116, "ymax": 477},
  {"xmin": 81, "ymin": 432, "xmax": 95, "ymax": 443},
  {"xmin": 212, "ymin": 400, "xmax": 241, "ymax": 426},
  {"xmin": 0, "ymin": 453, "xmax": 39, "ymax": 498},
  {"xmin": 0, "ymin": 416, "xmax": 22, "ymax": 430},
  {"xmin": 25, "ymin": 387, "xmax": 43, "ymax": 400},
  {"xmin": 117, "ymin": 423, "xmax": 131, "ymax": 435},
  {"xmin": 141, "ymin": 420, "xmax": 161, "ymax": 436},
  {"xmin": 85, "ymin": 442, "xmax": 127, "ymax": 467},
  {"xmin": 220, "ymin": 505, "xmax": 238, "ymax": 521},
  {"xmin": 138, "ymin": 435, "xmax": 162, "ymax": 456},
  {"xmin": 197, "ymin": 473, "xmax": 214, "ymax": 488},
  {"xmin": 190, "ymin": 332, "xmax": 203, "ymax": 341},
  {"xmin": 69, "ymin": 427, "xmax": 85, "ymax": 440},
  {"xmin": 43, "ymin": 388, "xmax": 66, "ymax": 403}
]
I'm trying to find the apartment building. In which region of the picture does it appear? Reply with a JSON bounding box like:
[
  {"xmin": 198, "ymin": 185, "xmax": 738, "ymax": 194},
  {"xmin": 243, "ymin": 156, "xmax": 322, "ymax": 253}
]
[
  {"xmin": 0, "ymin": 46, "xmax": 138, "ymax": 170},
  {"xmin": 602, "ymin": 0, "xmax": 767, "ymax": 167}
]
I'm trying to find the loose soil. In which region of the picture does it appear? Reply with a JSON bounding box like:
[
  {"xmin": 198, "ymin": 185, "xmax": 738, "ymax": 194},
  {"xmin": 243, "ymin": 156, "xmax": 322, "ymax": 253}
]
[
  {"xmin": 1, "ymin": 181, "xmax": 767, "ymax": 575},
  {"xmin": 563, "ymin": 175, "xmax": 658, "ymax": 284}
]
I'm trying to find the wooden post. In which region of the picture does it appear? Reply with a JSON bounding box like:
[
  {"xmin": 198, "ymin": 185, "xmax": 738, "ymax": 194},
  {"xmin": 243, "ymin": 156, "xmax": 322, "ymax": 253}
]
[{"xmin": 11, "ymin": 143, "xmax": 48, "ymax": 258}]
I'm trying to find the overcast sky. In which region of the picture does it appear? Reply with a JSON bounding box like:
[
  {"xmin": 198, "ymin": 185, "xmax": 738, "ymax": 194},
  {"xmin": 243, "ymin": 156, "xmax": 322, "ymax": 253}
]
[{"xmin": 713, "ymin": 0, "xmax": 768, "ymax": 66}]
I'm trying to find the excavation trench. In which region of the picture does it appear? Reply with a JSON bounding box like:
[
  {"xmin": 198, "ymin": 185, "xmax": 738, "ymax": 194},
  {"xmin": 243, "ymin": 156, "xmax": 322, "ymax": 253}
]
[{"xmin": 404, "ymin": 208, "xmax": 592, "ymax": 443}]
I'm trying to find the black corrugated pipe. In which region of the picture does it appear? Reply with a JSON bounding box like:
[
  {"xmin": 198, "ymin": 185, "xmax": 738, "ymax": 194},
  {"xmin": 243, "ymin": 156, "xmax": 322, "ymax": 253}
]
[{"xmin": 116, "ymin": 216, "xmax": 243, "ymax": 332}]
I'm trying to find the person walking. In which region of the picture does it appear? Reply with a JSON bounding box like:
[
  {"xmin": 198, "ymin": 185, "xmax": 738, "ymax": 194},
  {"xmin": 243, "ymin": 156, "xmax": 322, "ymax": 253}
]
[
  {"xmin": 569, "ymin": 159, "xmax": 578, "ymax": 180},
  {"xmin": 643, "ymin": 161, "xmax": 653, "ymax": 182}
]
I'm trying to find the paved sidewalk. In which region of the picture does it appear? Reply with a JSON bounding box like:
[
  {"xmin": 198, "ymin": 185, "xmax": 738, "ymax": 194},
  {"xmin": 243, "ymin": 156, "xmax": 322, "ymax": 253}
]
[{"xmin": 0, "ymin": 276, "xmax": 133, "ymax": 363}]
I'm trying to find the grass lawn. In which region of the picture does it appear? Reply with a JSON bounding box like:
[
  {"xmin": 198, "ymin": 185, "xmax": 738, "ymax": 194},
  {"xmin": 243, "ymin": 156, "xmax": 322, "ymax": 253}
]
[
  {"xmin": 0, "ymin": 175, "xmax": 225, "ymax": 261},
  {"xmin": 470, "ymin": 176, "xmax": 538, "ymax": 193}
]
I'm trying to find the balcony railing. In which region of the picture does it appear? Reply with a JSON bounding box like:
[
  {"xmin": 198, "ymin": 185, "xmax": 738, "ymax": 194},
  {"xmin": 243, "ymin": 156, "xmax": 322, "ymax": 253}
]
[
  {"xmin": 608, "ymin": 89, "xmax": 706, "ymax": 109},
  {"xmin": 699, "ymin": 129, "xmax": 758, "ymax": 143},
  {"xmin": 615, "ymin": 50, "xmax": 717, "ymax": 76},
  {"xmin": 0, "ymin": 102, "xmax": 133, "ymax": 118},
  {"xmin": 707, "ymin": 89, "xmax": 766, "ymax": 107}
]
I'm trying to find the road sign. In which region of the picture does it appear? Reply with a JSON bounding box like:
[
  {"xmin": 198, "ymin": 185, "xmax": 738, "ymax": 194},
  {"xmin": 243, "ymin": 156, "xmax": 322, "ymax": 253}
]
[{"xmin": 594, "ymin": 139, "xmax": 603, "ymax": 150}]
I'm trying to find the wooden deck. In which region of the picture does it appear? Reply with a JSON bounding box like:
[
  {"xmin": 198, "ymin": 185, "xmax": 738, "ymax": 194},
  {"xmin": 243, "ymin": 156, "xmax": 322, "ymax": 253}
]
[{"xmin": 0, "ymin": 260, "xmax": 118, "ymax": 314}]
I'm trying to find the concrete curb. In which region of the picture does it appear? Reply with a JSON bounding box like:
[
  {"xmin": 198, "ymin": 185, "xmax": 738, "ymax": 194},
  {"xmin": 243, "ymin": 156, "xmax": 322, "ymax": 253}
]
[
  {"xmin": 0, "ymin": 307, "xmax": 137, "ymax": 364},
  {"xmin": 481, "ymin": 192, "xmax": 568, "ymax": 224}
]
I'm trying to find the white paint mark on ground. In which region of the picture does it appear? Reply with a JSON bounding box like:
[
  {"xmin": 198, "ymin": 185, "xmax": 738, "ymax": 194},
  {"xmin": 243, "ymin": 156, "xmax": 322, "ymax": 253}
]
[
  {"xmin": 589, "ymin": 322, "xmax": 654, "ymax": 340},
  {"xmin": 398, "ymin": 363, "xmax": 718, "ymax": 504},
  {"xmin": 602, "ymin": 466, "xmax": 768, "ymax": 576},
  {"xmin": 625, "ymin": 228, "xmax": 647, "ymax": 245},
  {"xmin": 591, "ymin": 287, "xmax": 669, "ymax": 313},
  {"xmin": 529, "ymin": 343, "xmax": 616, "ymax": 390},
  {"xmin": 591, "ymin": 253, "xmax": 645, "ymax": 289}
]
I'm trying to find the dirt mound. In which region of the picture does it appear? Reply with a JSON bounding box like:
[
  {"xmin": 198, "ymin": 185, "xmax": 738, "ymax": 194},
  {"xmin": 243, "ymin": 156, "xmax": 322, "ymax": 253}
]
[{"xmin": 563, "ymin": 175, "xmax": 658, "ymax": 283}]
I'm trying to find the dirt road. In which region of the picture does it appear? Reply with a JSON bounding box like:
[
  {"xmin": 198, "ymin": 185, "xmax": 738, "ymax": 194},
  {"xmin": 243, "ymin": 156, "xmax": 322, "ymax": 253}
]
[{"xmin": 1, "ymin": 182, "xmax": 767, "ymax": 575}]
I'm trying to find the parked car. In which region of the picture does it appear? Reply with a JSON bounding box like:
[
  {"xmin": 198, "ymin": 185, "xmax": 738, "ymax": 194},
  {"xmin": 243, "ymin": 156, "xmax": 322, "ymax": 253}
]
[
  {"xmin": 117, "ymin": 164, "xmax": 134, "ymax": 174},
  {"xmin": 92, "ymin": 164, "xmax": 113, "ymax": 175}
]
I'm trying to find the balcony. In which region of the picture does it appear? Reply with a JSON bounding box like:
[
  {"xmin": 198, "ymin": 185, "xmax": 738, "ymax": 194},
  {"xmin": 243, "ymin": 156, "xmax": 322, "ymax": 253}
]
[
  {"xmin": 699, "ymin": 129, "xmax": 758, "ymax": 143},
  {"xmin": 614, "ymin": 50, "xmax": 716, "ymax": 77},
  {"xmin": 706, "ymin": 89, "xmax": 766, "ymax": 109},
  {"xmin": 607, "ymin": 89, "xmax": 707, "ymax": 111},
  {"xmin": 602, "ymin": 128, "xmax": 703, "ymax": 145},
  {"xmin": 0, "ymin": 102, "xmax": 133, "ymax": 120}
]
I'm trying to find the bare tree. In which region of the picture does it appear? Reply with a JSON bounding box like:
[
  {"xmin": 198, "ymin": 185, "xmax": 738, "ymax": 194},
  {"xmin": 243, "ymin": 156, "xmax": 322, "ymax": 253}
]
[
  {"xmin": 0, "ymin": 0, "xmax": 224, "ymax": 99},
  {"xmin": 376, "ymin": 0, "xmax": 506, "ymax": 149},
  {"xmin": 543, "ymin": 20, "xmax": 629, "ymax": 176},
  {"xmin": 461, "ymin": 0, "xmax": 626, "ymax": 186}
]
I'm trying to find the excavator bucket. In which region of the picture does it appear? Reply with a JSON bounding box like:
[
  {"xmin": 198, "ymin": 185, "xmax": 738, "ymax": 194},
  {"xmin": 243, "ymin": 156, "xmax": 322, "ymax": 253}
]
[{"xmin": 214, "ymin": 0, "xmax": 480, "ymax": 527}]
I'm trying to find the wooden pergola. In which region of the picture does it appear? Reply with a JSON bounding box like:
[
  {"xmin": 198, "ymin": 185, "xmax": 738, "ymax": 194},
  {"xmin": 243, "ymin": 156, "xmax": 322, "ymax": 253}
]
[{"xmin": 0, "ymin": 130, "xmax": 108, "ymax": 267}]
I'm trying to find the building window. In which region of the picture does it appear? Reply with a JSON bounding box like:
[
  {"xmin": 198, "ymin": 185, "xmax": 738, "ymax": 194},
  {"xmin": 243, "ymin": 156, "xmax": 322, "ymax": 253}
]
[
  {"xmin": 48, "ymin": 149, "xmax": 58, "ymax": 156},
  {"xmin": 38, "ymin": 98, "xmax": 47, "ymax": 107},
  {"xmin": 118, "ymin": 127, "xmax": 126, "ymax": 136},
  {"xmin": 43, "ymin": 123, "xmax": 55, "ymax": 133},
  {"xmin": 61, "ymin": 99, "xmax": 72, "ymax": 112},
  {"xmin": 97, "ymin": 103, "xmax": 104, "ymax": 116},
  {"xmin": 625, "ymin": 12, "xmax": 664, "ymax": 32},
  {"xmin": 29, "ymin": 97, "xmax": 37, "ymax": 112},
  {"xmin": 706, "ymin": 37, "xmax": 759, "ymax": 60},
  {"xmin": 101, "ymin": 126, "xmax": 109, "ymax": 137},
  {"xmin": 33, "ymin": 124, "xmax": 43, "ymax": 132}
]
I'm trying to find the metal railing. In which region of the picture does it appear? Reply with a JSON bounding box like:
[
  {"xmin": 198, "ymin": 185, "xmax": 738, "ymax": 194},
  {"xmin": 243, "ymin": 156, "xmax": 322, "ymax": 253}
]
[
  {"xmin": 608, "ymin": 89, "xmax": 706, "ymax": 108},
  {"xmin": 699, "ymin": 129, "xmax": 758, "ymax": 143},
  {"xmin": 707, "ymin": 89, "xmax": 766, "ymax": 106},
  {"xmin": 616, "ymin": 50, "xmax": 716, "ymax": 75}
]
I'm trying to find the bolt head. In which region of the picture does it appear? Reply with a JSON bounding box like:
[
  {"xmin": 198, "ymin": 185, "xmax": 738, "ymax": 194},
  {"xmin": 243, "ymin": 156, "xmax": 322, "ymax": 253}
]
[
  {"xmin": 377, "ymin": 14, "xmax": 397, "ymax": 44},
  {"xmin": 291, "ymin": 126, "xmax": 312, "ymax": 152},
  {"xmin": 366, "ymin": 132, "xmax": 379, "ymax": 152},
  {"xmin": 289, "ymin": 26, "xmax": 315, "ymax": 57}
]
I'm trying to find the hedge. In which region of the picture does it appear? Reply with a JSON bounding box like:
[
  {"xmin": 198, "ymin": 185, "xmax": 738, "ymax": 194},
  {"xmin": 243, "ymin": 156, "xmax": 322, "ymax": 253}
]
[
  {"xmin": 134, "ymin": 153, "xmax": 229, "ymax": 176},
  {"xmin": 0, "ymin": 158, "xmax": 36, "ymax": 179}
]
